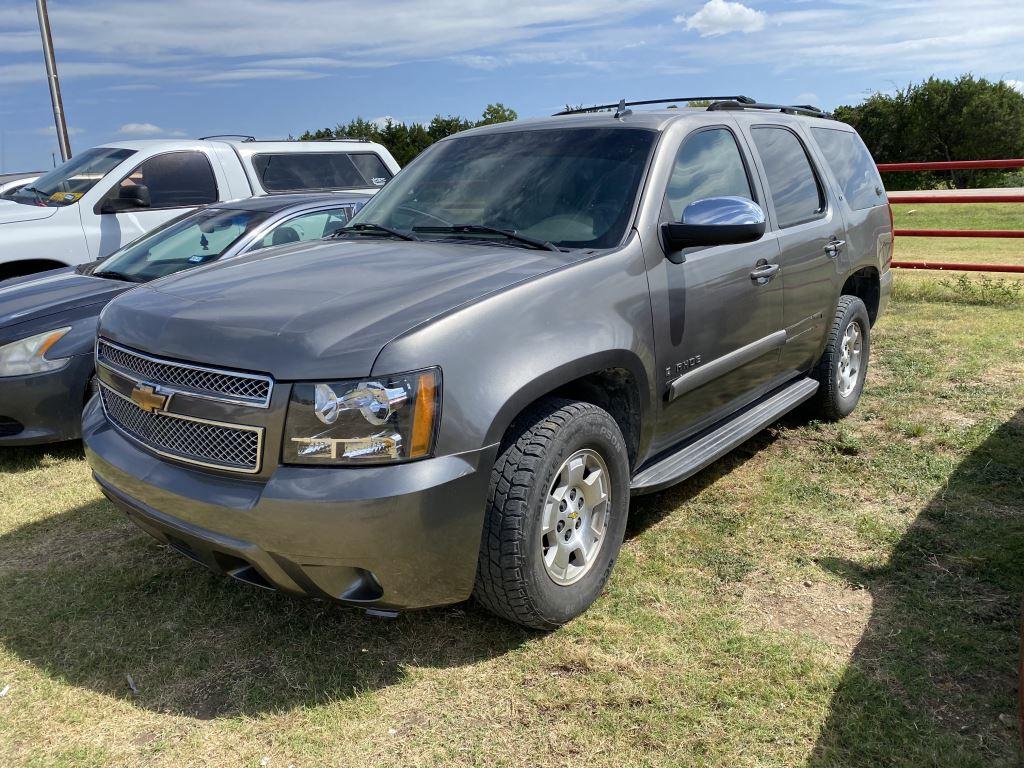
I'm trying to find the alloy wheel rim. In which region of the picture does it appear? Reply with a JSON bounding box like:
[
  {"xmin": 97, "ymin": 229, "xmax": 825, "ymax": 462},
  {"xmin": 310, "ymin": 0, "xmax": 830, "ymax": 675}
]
[
  {"xmin": 540, "ymin": 448, "xmax": 611, "ymax": 586},
  {"xmin": 837, "ymin": 319, "xmax": 863, "ymax": 398}
]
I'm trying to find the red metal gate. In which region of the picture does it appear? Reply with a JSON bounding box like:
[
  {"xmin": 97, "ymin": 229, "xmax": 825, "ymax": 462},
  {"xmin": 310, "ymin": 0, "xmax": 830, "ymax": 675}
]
[{"xmin": 877, "ymin": 159, "xmax": 1024, "ymax": 273}]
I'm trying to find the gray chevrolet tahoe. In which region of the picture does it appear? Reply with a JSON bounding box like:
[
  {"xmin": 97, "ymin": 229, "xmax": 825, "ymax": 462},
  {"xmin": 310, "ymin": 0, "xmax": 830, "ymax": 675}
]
[{"xmin": 83, "ymin": 97, "xmax": 893, "ymax": 629}]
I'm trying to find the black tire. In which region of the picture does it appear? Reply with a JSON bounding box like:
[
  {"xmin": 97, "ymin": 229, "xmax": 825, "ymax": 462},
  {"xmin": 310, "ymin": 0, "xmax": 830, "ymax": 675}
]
[
  {"xmin": 473, "ymin": 398, "xmax": 630, "ymax": 629},
  {"xmin": 808, "ymin": 295, "xmax": 871, "ymax": 421}
]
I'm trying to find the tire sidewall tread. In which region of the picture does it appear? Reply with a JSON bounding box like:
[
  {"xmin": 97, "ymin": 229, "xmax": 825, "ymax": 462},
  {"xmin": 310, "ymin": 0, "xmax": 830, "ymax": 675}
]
[{"xmin": 474, "ymin": 398, "xmax": 630, "ymax": 630}]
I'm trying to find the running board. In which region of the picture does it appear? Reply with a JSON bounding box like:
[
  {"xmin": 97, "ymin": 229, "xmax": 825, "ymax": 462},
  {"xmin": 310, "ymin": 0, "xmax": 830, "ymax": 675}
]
[{"xmin": 630, "ymin": 377, "xmax": 819, "ymax": 495}]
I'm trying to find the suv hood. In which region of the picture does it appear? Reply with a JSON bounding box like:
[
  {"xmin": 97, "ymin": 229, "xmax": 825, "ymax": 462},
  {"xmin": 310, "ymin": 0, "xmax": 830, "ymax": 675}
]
[
  {"xmin": 0, "ymin": 199, "xmax": 59, "ymax": 225},
  {"xmin": 100, "ymin": 238, "xmax": 581, "ymax": 379},
  {"xmin": 0, "ymin": 268, "xmax": 130, "ymax": 328}
]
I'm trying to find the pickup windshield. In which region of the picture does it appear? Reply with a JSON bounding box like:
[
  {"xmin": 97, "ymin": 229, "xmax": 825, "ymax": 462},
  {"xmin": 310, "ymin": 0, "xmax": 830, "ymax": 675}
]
[
  {"xmin": 94, "ymin": 208, "xmax": 270, "ymax": 282},
  {"xmin": 9, "ymin": 147, "xmax": 136, "ymax": 207},
  {"xmin": 346, "ymin": 127, "xmax": 656, "ymax": 249}
]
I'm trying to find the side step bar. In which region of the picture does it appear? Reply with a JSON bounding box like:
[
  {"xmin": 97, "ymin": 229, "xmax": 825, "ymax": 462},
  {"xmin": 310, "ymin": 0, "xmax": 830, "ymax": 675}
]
[{"xmin": 630, "ymin": 377, "xmax": 819, "ymax": 495}]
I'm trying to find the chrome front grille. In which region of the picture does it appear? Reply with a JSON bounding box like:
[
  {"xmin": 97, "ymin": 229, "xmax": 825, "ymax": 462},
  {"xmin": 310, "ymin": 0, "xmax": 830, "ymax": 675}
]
[
  {"xmin": 97, "ymin": 340, "xmax": 272, "ymax": 407},
  {"xmin": 100, "ymin": 386, "xmax": 263, "ymax": 473}
]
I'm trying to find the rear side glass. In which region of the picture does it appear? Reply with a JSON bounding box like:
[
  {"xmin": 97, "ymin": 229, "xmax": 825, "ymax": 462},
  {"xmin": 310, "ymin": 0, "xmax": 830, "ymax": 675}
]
[
  {"xmin": 252, "ymin": 153, "xmax": 392, "ymax": 192},
  {"xmin": 252, "ymin": 207, "xmax": 357, "ymax": 249},
  {"xmin": 751, "ymin": 127, "xmax": 825, "ymax": 228},
  {"xmin": 665, "ymin": 128, "xmax": 753, "ymax": 221},
  {"xmin": 811, "ymin": 128, "xmax": 886, "ymax": 210}
]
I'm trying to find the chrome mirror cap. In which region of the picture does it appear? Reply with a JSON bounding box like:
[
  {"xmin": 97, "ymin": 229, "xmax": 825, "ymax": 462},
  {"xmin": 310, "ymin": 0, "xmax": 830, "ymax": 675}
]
[{"xmin": 681, "ymin": 196, "xmax": 765, "ymax": 226}]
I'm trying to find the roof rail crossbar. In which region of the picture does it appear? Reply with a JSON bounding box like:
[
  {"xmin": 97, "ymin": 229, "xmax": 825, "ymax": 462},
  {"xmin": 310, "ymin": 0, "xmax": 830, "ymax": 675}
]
[
  {"xmin": 554, "ymin": 96, "xmax": 755, "ymax": 116},
  {"xmin": 706, "ymin": 100, "xmax": 832, "ymax": 118},
  {"xmin": 199, "ymin": 134, "xmax": 256, "ymax": 142}
]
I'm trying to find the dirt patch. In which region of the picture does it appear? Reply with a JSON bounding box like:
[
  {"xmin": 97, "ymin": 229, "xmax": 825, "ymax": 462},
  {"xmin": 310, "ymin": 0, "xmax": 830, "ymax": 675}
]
[{"xmin": 738, "ymin": 578, "xmax": 874, "ymax": 656}]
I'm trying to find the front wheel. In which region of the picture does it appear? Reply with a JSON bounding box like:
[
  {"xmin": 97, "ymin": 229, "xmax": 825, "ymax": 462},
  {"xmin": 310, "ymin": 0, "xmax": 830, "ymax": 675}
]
[
  {"xmin": 473, "ymin": 398, "xmax": 630, "ymax": 629},
  {"xmin": 808, "ymin": 295, "xmax": 871, "ymax": 421}
]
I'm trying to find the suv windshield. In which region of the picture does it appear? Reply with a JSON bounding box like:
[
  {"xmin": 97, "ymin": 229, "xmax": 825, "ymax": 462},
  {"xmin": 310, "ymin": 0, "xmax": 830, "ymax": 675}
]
[
  {"xmin": 346, "ymin": 127, "xmax": 656, "ymax": 249},
  {"xmin": 10, "ymin": 147, "xmax": 135, "ymax": 207},
  {"xmin": 94, "ymin": 207, "xmax": 270, "ymax": 282}
]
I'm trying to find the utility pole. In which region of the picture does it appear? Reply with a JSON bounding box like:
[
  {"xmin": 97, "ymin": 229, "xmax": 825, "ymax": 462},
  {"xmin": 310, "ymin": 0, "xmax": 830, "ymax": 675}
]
[{"xmin": 36, "ymin": 0, "xmax": 71, "ymax": 161}]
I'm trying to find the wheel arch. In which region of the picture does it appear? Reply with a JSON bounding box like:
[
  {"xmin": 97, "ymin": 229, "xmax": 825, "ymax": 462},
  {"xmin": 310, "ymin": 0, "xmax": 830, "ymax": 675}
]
[
  {"xmin": 0, "ymin": 259, "xmax": 72, "ymax": 282},
  {"xmin": 483, "ymin": 349, "xmax": 653, "ymax": 471},
  {"xmin": 840, "ymin": 265, "xmax": 881, "ymax": 325}
]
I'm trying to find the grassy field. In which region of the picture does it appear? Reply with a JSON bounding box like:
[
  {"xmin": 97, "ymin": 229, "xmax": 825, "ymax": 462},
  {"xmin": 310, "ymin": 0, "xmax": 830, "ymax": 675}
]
[
  {"xmin": 891, "ymin": 203, "xmax": 1024, "ymax": 306},
  {"xmin": 1, "ymin": 235, "xmax": 1023, "ymax": 766}
]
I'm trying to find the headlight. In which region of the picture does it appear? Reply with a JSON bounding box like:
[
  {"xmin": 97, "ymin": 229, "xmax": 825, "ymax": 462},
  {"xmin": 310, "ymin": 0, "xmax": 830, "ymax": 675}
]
[
  {"xmin": 0, "ymin": 327, "xmax": 72, "ymax": 377},
  {"xmin": 283, "ymin": 368, "xmax": 440, "ymax": 465}
]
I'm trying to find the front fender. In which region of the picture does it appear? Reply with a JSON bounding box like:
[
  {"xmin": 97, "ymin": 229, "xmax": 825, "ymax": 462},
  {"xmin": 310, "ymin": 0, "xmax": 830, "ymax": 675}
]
[{"xmin": 372, "ymin": 240, "xmax": 658, "ymax": 460}]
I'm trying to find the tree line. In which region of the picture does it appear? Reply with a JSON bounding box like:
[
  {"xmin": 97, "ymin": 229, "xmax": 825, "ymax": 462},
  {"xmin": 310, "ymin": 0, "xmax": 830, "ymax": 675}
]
[
  {"xmin": 835, "ymin": 75, "xmax": 1024, "ymax": 189},
  {"xmin": 299, "ymin": 103, "xmax": 518, "ymax": 166},
  {"xmin": 300, "ymin": 76, "xmax": 1024, "ymax": 189}
]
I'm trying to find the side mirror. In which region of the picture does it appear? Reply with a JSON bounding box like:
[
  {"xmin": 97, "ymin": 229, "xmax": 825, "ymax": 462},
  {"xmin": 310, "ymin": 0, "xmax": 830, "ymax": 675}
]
[
  {"xmin": 661, "ymin": 196, "xmax": 766, "ymax": 264},
  {"xmin": 100, "ymin": 184, "xmax": 151, "ymax": 214}
]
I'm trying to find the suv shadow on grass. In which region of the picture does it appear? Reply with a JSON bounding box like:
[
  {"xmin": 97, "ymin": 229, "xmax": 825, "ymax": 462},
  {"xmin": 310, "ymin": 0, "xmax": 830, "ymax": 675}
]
[
  {"xmin": 0, "ymin": 499, "xmax": 530, "ymax": 719},
  {"xmin": 809, "ymin": 408, "xmax": 1023, "ymax": 767},
  {"xmin": 0, "ymin": 420, "xmax": 786, "ymax": 722},
  {"xmin": 0, "ymin": 441, "xmax": 85, "ymax": 474}
]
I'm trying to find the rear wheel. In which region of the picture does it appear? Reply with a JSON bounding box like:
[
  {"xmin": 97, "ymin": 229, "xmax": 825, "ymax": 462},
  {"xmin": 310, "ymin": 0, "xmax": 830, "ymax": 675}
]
[
  {"xmin": 808, "ymin": 295, "xmax": 871, "ymax": 421},
  {"xmin": 473, "ymin": 398, "xmax": 630, "ymax": 629}
]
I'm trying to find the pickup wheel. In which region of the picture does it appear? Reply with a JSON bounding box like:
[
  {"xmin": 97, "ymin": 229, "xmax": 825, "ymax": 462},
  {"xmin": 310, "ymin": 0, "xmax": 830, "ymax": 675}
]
[
  {"xmin": 473, "ymin": 398, "xmax": 630, "ymax": 629},
  {"xmin": 808, "ymin": 295, "xmax": 871, "ymax": 421}
]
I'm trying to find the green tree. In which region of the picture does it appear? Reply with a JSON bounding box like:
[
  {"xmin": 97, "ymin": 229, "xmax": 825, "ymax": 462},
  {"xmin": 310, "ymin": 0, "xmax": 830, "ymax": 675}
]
[
  {"xmin": 299, "ymin": 103, "xmax": 519, "ymax": 166},
  {"xmin": 835, "ymin": 75, "xmax": 1024, "ymax": 189}
]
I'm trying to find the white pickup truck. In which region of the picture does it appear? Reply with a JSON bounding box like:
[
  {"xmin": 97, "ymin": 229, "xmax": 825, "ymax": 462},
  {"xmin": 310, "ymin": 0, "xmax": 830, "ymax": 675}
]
[{"xmin": 0, "ymin": 137, "xmax": 400, "ymax": 279}]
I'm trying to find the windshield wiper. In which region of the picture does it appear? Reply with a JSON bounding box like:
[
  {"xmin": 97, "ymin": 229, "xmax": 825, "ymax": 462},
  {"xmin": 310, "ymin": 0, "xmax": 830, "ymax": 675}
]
[
  {"xmin": 93, "ymin": 269, "xmax": 143, "ymax": 283},
  {"xmin": 330, "ymin": 222, "xmax": 420, "ymax": 242},
  {"xmin": 412, "ymin": 224, "xmax": 560, "ymax": 252}
]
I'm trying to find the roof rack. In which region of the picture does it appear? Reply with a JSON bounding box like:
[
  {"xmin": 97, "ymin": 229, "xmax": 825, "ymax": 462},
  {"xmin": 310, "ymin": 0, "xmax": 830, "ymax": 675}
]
[
  {"xmin": 707, "ymin": 100, "xmax": 832, "ymax": 118},
  {"xmin": 554, "ymin": 96, "xmax": 755, "ymax": 117},
  {"xmin": 199, "ymin": 134, "xmax": 256, "ymax": 142}
]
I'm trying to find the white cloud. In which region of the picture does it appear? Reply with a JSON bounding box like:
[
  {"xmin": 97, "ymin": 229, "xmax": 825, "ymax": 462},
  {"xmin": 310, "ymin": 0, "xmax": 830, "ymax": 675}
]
[
  {"xmin": 117, "ymin": 122, "xmax": 185, "ymax": 137},
  {"xmin": 1006, "ymin": 80, "xmax": 1024, "ymax": 94},
  {"xmin": 677, "ymin": 0, "xmax": 766, "ymax": 37}
]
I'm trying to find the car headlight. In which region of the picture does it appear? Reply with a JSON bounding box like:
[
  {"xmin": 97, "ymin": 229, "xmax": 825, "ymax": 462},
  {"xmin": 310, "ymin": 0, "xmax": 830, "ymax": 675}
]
[
  {"xmin": 283, "ymin": 368, "xmax": 440, "ymax": 465},
  {"xmin": 0, "ymin": 327, "xmax": 72, "ymax": 377}
]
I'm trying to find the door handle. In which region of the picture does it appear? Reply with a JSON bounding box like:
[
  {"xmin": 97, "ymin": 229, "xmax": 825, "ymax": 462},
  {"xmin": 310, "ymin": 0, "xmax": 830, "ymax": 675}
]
[
  {"xmin": 749, "ymin": 262, "xmax": 780, "ymax": 284},
  {"xmin": 824, "ymin": 238, "xmax": 846, "ymax": 258}
]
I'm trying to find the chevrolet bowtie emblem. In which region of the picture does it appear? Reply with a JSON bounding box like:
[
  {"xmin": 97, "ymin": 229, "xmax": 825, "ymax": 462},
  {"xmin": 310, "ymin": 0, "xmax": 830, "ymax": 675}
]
[{"xmin": 130, "ymin": 383, "xmax": 168, "ymax": 414}]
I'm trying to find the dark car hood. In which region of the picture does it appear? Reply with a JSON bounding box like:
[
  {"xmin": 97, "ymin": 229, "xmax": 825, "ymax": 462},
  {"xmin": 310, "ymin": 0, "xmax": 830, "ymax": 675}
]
[
  {"xmin": 0, "ymin": 268, "xmax": 130, "ymax": 327},
  {"xmin": 100, "ymin": 238, "xmax": 580, "ymax": 380}
]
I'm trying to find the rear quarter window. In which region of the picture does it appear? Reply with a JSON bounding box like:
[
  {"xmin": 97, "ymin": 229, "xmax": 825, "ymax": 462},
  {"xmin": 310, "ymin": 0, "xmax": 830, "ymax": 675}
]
[
  {"xmin": 251, "ymin": 152, "xmax": 392, "ymax": 193},
  {"xmin": 811, "ymin": 128, "xmax": 886, "ymax": 210}
]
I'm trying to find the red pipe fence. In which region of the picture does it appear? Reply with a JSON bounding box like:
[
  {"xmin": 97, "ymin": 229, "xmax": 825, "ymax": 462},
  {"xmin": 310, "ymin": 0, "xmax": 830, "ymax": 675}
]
[{"xmin": 878, "ymin": 159, "xmax": 1024, "ymax": 273}]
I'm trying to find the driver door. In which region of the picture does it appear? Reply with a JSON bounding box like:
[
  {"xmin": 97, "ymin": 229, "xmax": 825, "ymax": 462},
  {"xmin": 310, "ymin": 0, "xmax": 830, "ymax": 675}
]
[
  {"xmin": 648, "ymin": 125, "xmax": 786, "ymax": 452},
  {"xmin": 83, "ymin": 151, "xmax": 221, "ymax": 258}
]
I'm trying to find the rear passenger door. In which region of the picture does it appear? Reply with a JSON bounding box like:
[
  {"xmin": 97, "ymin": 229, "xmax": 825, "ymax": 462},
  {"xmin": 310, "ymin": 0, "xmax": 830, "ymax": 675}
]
[{"xmin": 743, "ymin": 124, "xmax": 846, "ymax": 376}]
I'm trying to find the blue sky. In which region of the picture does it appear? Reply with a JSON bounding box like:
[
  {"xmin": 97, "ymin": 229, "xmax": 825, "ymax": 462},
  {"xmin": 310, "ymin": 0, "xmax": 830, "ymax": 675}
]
[{"xmin": 1, "ymin": 0, "xmax": 1022, "ymax": 171}]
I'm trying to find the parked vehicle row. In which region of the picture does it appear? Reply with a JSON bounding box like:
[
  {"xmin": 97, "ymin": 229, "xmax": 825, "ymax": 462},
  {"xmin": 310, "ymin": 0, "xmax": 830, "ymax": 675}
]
[
  {"xmin": 0, "ymin": 192, "xmax": 370, "ymax": 444},
  {"xmin": 4, "ymin": 98, "xmax": 893, "ymax": 628},
  {"xmin": 0, "ymin": 137, "xmax": 398, "ymax": 280}
]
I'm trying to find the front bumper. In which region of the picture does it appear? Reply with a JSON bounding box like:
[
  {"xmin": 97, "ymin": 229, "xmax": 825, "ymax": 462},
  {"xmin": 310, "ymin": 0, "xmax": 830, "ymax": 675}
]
[
  {"xmin": 0, "ymin": 354, "xmax": 93, "ymax": 445},
  {"xmin": 83, "ymin": 396, "xmax": 498, "ymax": 610}
]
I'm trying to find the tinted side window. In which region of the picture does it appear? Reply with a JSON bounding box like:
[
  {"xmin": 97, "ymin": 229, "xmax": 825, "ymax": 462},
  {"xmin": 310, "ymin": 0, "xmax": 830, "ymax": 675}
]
[
  {"xmin": 751, "ymin": 127, "xmax": 825, "ymax": 228},
  {"xmin": 121, "ymin": 152, "xmax": 218, "ymax": 209},
  {"xmin": 251, "ymin": 207, "xmax": 357, "ymax": 250},
  {"xmin": 666, "ymin": 128, "xmax": 752, "ymax": 220},
  {"xmin": 252, "ymin": 153, "xmax": 392, "ymax": 192},
  {"xmin": 811, "ymin": 128, "xmax": 885, "ymax": 210}
]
